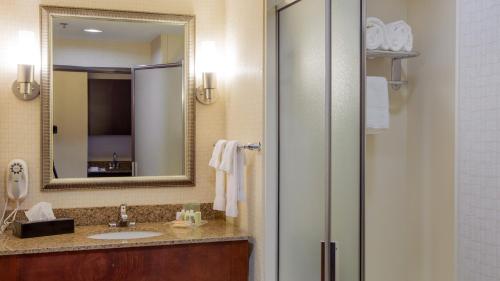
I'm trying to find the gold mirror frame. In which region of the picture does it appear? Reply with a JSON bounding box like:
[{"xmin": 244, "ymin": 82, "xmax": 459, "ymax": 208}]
[{"xmin": 40, "ymin": 6, "xmax": 196, "ymax": 190}]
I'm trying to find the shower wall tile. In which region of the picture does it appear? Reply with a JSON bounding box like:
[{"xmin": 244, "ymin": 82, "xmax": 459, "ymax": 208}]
[{"xmin": 458, "ymin": 1, "xmax": 500, "ymax": 280}]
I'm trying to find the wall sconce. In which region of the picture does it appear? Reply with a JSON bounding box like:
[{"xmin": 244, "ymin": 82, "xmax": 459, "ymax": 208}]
[
  {"xmin": 197, "ymin": 72, "xmax": 217, "ymax": 105},
  {"xmin": 196, "ymin": 41, "xmax": 218, "ymax": 105},
  {"xmin": 12, "ymin": 31, "xmax": 40, "ymax": 101},
  {"xmin": 12, "ymin": 64, "xmax": 40, "ymax": 101}
]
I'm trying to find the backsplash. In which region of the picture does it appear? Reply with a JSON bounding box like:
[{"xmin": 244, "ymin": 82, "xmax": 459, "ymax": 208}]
[
  {"xmin": 0, "ymin": 0, "xmax": 227, "ymax": 209},
  {"xmin": 15, "ymin": 203, "xmax": 224, "ymax": 226}
]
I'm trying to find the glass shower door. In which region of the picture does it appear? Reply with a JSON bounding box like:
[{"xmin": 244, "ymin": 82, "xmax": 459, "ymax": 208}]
[
  {"xmin": 278, "ymin": 0, "xmax": 327, "ymax": 280},
  {"xmin": 133, "ymin": 64, "xmax": 184, "ymax": 176},
  {"xmin": 278, "ymin": 0, "xmax": 362, "ymax": 280}
]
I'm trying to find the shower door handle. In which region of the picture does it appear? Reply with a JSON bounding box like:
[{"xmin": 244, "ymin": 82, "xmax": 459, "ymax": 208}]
[{"xmin": 321, "ymin": 241, "xmax": 337, "ymax": 281}]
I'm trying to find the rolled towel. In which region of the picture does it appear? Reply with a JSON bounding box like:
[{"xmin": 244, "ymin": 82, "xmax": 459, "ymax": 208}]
[
  {"xmin": 366, "ymin": 17, "xmax": 389, "ymax": 50},
  {"xmin": 385, "ymin": 20, "xmax": 413, "ymax": 52}
]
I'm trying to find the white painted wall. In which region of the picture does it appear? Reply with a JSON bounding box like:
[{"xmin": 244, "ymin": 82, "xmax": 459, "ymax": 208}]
[
  {"xmin": 150, "ymin": 34, "xmax": 185, "ymax": 64},
  {"xmin": 54, "ymin": 38, "xmax": 151, "ymax": 67}
]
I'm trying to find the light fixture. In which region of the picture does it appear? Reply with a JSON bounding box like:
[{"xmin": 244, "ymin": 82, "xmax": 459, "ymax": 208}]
[
  {"xmin": 12, "ymin": 31, "xmax": 39, "ymax": 101},
  {"xmin": 83, "ymin": 28, "xmax": 103, "ymax": 33},
  {"xmin": 196, "ymin": 41, "xmax": 218, "ymax": 105}
]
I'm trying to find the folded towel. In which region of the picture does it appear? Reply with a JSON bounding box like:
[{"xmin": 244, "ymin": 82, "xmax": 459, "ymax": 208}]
[
  {"xmin": 209, "ymin": 140, "xmax": 227, "ymax": 211},
  {"xmin": 366, "ymin": 76, "xmax": 389, "ymax": 134},
  {"xmin": 366, "ymin": 17, "xmax": 389, "ymax": 50},
  {"xmin": 220, "ymin": 141, "xmax": 246, "ymax": 217},
  {"xmin": 385, "ymin": 20, "xmax": 413, "ymax": 52}
]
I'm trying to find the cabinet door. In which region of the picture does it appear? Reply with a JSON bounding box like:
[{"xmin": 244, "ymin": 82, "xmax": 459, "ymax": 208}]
[{"xmin": 0, "ymin": 241, "xmax": 249, "ymax": 281}]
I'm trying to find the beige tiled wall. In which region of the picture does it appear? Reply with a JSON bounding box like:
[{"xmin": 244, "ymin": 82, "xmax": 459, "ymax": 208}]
[
  {"xmin": 224, "ymin": 0, "xmax": 265, "ymax": 280},
  {"xmin": 0, "ymin": 0, "xmax": 226, "ymax": 209},
  {"xmin": 407, "ymin": 0, "xmax": 455, "ymax": 279},
  {"xmin": 366, "ymin": 0, "xmax": 455, "ymax": 281},
  {"xmin": 365, "ymin": 2, "xmax": 422, "ymax": 281}
]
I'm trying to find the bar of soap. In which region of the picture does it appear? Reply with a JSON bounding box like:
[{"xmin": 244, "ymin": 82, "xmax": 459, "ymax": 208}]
[{"xmin": 172, "ymin": 220, "xmax": 192, "ymax": 228}]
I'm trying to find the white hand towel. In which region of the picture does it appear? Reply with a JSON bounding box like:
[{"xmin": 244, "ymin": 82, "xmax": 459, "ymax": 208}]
[
  {"xmin": 209, "ymin": 140, "xmax": 227, "ymax": 211},
  {"xmin": 385, "ymin": 20, "xmax": 413, "ymax": 52},
  {"xmin": 366, "ymin": 76, "xmax": 389, "ymax": 134},
  {"xmin": 366, "ymin": 17, "xmax": 389, "ymax": 50},
  {"xmin": 220, "ymin": 141, "xmax": 246, "ymax": 217}
]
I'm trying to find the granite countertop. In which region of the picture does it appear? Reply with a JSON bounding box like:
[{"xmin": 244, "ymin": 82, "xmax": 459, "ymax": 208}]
[{"xmin": 0, "ymin": 220, "xmax": 249, "ymax": 256}]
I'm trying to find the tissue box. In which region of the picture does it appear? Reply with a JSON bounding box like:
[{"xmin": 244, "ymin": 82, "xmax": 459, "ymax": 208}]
[{"xmin": 12, "ymin": 218, "xmax": 75, "ymax": 239}]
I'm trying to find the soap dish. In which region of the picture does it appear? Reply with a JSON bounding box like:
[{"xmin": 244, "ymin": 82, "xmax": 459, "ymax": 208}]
[{"xmin": 169, "ymin": 220, "xmax": 208, "ymax": 228}]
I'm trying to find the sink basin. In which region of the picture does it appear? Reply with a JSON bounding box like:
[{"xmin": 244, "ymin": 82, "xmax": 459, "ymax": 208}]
[{"xmin": 87, "ymin": 231, "xmax": 162, "ymax": 240}]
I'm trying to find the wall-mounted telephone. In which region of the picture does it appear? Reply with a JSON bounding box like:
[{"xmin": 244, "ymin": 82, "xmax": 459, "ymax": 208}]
[{"xmin": 1, "ymin": 159, "xmax": 29, "ymax": 233}]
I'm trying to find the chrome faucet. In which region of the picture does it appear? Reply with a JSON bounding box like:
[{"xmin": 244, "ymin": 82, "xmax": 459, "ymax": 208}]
[
  {"xmin": 109, "ymin": 152, "xmax": 119, "ymax": 170},
  {"xmin": 109, "ymin": 204, "xmax": 135, "ymax": 227}
]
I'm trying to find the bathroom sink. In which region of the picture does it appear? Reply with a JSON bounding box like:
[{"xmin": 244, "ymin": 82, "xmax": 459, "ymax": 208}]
[{"xmin": 87, "ymin": 231, "xmax": 162, "ymax": 240}]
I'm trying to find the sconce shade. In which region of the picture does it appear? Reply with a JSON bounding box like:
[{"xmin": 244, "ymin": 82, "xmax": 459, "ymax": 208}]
[
  {"xmin": 196, "ymin": 40, "xmax": 218, "ymax": 105},
  {"xmin": 203, "ymin": 72, "xmax": 217, "ymax": 89},
  {"xmin": 196, "ymin": 72, "xmax": 218, "ymax": 105},
  {"xmin": 17, "ymin": 64, "xmax": 34, "ymax": 83}
]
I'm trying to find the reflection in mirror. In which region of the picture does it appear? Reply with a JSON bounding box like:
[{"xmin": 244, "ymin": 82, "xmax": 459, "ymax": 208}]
[{"xmin": 51, "ymin": 17, "xmax": 186, "ymax": 179}]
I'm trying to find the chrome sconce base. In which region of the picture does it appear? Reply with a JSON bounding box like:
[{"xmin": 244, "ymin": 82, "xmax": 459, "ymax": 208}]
[
  {"xmin": 12, "ymin": 81, "xmax": 40, "ymax": 101},
  {"xmin": 196, "ymin": 88, "xmax": 217, "ymax": 105},
  {"xmin": 196, "ymin": 72, "xmax": 217, "ymax": 105}
]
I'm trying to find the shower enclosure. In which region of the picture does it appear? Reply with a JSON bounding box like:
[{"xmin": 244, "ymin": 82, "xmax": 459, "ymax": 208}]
[{"xmin": 273, "ymin": 0, "xmax": 364, "ymax": 280}]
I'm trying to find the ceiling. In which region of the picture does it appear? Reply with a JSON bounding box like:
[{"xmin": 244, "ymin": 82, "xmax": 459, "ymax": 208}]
[{"xmin": 53, "ymin": 17, "xmax": 184, "ymax": 43}]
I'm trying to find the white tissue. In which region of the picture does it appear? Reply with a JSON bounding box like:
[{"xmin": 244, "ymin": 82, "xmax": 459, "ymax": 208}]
[{"xmin": 25, "ymin": 202, "xmax": 56, "ymax": 222}]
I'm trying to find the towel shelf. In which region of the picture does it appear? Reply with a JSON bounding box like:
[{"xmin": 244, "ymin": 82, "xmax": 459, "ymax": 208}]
[
  {"xmin": 388, "ymin": 81, "xmax": 407, "ymax": 86},
  {"xmin": 367, "ymin": 50, "xmax": 419, "ymax": 59},
  {"xmin": 366, "ymin": 50, "xmax": 420, "ymax": 90}
]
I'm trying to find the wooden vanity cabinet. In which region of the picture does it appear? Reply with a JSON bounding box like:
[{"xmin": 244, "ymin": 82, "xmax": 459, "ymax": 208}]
[{"xmin": 0, "ymin": 240, "xmax": 249, "ymax": 281}]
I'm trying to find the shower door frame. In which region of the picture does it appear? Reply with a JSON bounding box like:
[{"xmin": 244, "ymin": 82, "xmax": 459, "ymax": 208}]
[{"xmin": 264, "ymin": 0, "xmax": 366, "ymax": 280}]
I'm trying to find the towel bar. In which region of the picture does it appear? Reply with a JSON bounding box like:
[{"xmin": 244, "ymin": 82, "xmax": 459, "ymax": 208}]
[
  {"xmin": 239, "ymin": 142, "xmax": 262, "ymax": 151},
  {"xmin": 213, "ymin": 142, "xmax": 262, "ymax": 152}
]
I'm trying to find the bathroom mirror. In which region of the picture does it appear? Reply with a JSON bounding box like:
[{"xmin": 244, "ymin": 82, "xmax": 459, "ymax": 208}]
[{"xmin": 40, "ymin": 6, "xmax": 195, "ymax": 189}]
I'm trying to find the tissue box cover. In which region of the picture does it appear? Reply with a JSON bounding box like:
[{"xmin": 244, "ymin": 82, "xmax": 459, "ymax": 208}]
[{"xmin": 12, "ymin": 218, "xmax": 74, "ymax": 239}]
